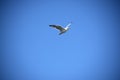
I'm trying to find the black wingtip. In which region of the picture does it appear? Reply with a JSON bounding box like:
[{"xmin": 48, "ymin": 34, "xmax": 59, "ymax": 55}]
[{"xmin": 49, "ymin": 25, "xmax": 53, "ymax": 27}]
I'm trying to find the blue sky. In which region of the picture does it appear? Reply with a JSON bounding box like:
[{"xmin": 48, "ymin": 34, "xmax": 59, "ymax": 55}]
[{"xmin": 1, "ymin": 0, "xmax": 119, "ymax": 80}]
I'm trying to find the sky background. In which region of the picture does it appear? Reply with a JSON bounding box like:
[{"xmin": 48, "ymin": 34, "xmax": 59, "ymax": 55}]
[{"xmin": 1, "ymin": 0, "xmax": 120, "ymax": 80}]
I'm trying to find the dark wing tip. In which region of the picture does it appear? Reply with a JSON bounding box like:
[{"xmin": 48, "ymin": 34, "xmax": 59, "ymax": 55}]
[
  {"xmin": 49, "ymin": 25, "xmax": 52, "ymax": 26},
  {"xmin": 49, "ymin": 25, "xmax": 54, "ymax": 27}
]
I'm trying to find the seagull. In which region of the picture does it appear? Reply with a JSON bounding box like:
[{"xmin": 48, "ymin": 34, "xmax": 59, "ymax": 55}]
[{"xmin": 49, "ymin": 22, "xmax": 72, "ymax": 35}]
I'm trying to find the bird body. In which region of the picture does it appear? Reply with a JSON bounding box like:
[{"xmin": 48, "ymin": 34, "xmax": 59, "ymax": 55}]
[{"xmin": 49, "ymin": 22, "xmax": 71, "ymax": 35}]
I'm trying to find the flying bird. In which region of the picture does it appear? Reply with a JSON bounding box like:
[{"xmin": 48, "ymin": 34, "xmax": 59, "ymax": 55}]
[{"xmin": 49, "ymin": 22, "xmax": 72, "ymax": 35}]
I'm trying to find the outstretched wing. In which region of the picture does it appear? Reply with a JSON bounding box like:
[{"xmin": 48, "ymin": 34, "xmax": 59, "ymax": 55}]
[{"xmin": 49, "ymin": 25, "xmax": 65, "ymax": 31}]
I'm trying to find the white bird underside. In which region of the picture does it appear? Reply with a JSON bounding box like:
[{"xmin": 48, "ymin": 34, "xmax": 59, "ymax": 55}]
[{"xmin": 49, "ymin": 22, "xmax": 71, "ymax": 35}]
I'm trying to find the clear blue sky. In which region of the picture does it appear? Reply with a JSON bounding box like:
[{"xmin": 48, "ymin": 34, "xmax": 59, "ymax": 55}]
[{"xmin": 1, "ymin": 0, "xmax": 119, "ymax": 80}]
